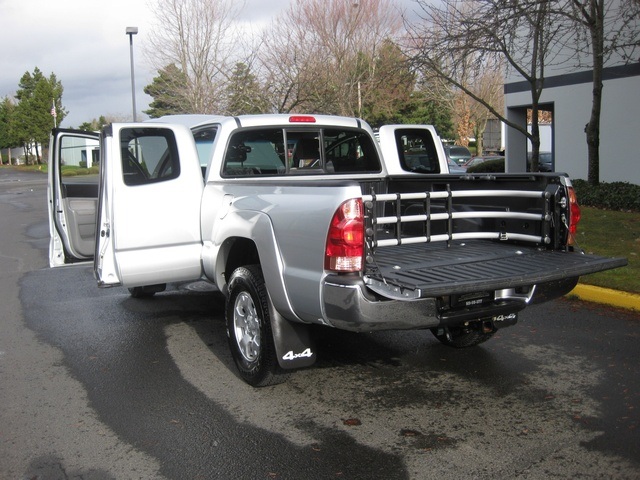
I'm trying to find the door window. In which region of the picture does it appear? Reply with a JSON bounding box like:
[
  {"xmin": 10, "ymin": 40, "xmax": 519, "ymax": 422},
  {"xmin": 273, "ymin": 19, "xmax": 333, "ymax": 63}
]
[
  {"xmin": 120, "ymin": 128, "xmax": 181, "ymax": 186},
  {"xmin": 59, "ymin": 134, "xmax": 100, "ymax": 167}
]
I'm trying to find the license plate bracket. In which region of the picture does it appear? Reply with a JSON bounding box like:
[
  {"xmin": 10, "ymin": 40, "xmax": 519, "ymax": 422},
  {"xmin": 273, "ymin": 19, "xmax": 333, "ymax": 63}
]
[{"xmin": 450, "ymin": 291, "xmax": 494, "ymax": 308}]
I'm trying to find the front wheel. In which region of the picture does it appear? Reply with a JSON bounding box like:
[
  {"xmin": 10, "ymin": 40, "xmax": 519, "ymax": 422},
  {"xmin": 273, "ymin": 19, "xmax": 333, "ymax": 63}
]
[
  {"xmin": 226, "ymin": 265, "xmax": 289, "ymax": 387},
  {"xmin": 128, "ymin": 284, "xmax": 166, "ymax": 298}
]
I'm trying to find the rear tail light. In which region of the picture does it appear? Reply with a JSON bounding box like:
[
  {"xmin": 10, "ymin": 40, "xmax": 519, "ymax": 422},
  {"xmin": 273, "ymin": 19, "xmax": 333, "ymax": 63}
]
[
  {"xmin": 325, "ymin": 198, "xmax": 364, "ymax": 272},
  {"xmin": 567, "ymin": 186, "xmax": 581, "ymax": 245}
]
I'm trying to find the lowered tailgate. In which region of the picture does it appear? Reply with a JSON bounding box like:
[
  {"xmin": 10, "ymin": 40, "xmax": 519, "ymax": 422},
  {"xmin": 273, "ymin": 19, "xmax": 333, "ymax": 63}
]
[{"xmin": 364, "ymin": 240, "xmax": 627, "ymax": 299}]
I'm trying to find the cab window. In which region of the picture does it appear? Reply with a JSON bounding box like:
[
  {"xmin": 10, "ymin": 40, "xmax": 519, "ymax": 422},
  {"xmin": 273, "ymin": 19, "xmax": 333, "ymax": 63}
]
[
  {"xmin": 323, "ymin": 129, "xmax": 380, "ymax": 173},
  {"xmin": 395, "ymin": 128, "xmax": 440, "ymax": 173},
  {"xmin": 192, "ymin": 126, "xmax": 218, "ymax": 176},
  {"xmin": 222, "ymin": 128, "xmax": 286, "ymax": 176},
  {"xmin": 221, "ymin": 127, "xmax": 381, "ymax": 177}
]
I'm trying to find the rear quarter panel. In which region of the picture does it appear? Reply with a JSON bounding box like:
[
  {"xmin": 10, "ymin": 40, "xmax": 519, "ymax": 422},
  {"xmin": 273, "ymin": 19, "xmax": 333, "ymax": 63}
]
[{"xmin": 201, "ymin": 180, "xmax": 366, "ymax": 324}]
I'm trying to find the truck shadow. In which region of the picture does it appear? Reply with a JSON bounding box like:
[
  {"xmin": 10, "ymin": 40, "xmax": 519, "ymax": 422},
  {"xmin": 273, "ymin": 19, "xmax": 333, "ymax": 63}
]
[
  {"xmin": 114, "ymin": 279, "xmax": 550, "ymax": 405},
  {"xmin": 22, "ymin": 269, "xmax": 411, "ymax": 480}
]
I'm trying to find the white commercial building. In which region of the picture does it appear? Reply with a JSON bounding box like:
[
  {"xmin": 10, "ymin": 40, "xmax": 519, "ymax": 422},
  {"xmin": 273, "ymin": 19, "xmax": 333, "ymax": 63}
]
[{"xmin": 503, "ymin": 7, "xmax": 639, "ymax": 185}]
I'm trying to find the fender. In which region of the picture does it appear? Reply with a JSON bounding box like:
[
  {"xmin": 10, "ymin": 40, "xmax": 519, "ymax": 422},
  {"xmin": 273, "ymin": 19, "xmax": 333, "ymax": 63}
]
[{"xmin": 207, "ymin": 208, "xmax": 303, "ymax": 323}]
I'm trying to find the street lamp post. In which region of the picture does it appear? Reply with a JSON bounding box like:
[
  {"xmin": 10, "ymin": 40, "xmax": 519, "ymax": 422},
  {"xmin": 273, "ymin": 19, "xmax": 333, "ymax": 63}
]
[{"xmin": 126, "ymin": 26, "xmax": 138, "ymax": 122}]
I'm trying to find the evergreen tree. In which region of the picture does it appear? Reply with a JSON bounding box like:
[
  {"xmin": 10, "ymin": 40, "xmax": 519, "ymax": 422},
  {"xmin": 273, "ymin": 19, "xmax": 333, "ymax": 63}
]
[
  {"xmin": 396, "ymin": 85, "xmax": 455, "ymax": 140},
  {"xmin": 225, "ymin": 62, "xmax": 269, "ymax": 115},
  {"xmin": 78, "ymin": 116, "xmax": 109, "ymax": 132},
  {"xmin": 360, "ymin": 40, "xmax": 416, "ymax": 127},
  {"xmin": 14, "ymin": 67, "xmax": 66, "ymax": 163},
  {"xmin": 144, "ymin": 64, "xmax": 191, "ymax": 118},
  {"xmin": 0, "ymin": 96, "xmax": 19, "ymax": 165}
]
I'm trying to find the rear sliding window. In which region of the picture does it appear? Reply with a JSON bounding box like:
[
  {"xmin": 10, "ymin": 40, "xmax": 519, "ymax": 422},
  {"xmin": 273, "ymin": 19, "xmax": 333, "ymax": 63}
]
[
  {"xmin": 222, "ymin": 127, "xmax": 381, "ymax": 177},
  {"xmin": 394, "ymin": 128, "xmax": 441, "ymax": 173}
]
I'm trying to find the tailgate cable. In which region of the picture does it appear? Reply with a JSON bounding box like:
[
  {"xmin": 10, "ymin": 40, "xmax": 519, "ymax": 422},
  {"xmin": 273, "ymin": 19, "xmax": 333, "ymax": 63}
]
[
  {"xmin": 363, "ymin": 194, "xmax": 389, "ymax": 287},
  {"xmin": 561, "ymin": 214, "xmax": 585, "ymax": 254}
]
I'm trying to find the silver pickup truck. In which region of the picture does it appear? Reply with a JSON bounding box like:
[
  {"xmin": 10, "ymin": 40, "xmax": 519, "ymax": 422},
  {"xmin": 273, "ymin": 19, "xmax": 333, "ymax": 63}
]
[{"xmin": 48, "ymin": 114, "xmax": 626, "ymax": 386}]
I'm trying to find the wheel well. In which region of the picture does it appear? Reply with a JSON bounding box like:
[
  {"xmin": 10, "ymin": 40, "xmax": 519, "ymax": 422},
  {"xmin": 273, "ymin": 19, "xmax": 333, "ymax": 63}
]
[{"xmin": 224, "ymin": 237, "xmax": 260, "ymax": 282}]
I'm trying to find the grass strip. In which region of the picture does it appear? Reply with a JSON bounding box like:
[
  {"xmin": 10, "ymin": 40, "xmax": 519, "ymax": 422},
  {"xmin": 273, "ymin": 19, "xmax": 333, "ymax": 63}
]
[{"xmin": 575, "ymin": 207, "xmax": 639, "ymax": 293}]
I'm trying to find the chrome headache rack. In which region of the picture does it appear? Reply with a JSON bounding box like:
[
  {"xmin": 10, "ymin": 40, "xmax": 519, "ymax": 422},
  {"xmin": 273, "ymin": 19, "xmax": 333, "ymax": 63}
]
[{"xmin": 362, "ymin": 186, "xmax": 555, "ymax": 249}]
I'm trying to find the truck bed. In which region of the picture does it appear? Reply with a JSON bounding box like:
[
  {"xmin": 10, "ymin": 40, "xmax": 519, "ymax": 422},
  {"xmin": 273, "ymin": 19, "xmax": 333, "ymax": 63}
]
[
  {"xmin": 365, "ymin": 240, "xmax": 627, "ymax": 299},
  {"xmin": 361, "ymin": 178, "xmax": 627, "ymax": 301}
]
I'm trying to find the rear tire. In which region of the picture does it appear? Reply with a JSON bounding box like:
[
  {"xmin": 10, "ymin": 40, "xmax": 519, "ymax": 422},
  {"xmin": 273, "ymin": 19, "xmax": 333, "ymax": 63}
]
[
  {"xmin": 226, "ymin": 265, "xmax": 289, "ymax": 387},
  {"xmin": 431, "ymin": 323, "xmax": 495, "ymax": 348}
]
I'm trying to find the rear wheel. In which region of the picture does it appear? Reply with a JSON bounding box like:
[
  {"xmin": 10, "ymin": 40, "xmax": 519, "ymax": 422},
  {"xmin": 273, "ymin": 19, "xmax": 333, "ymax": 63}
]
[
  {"xmin": 431, "ymin": 322, "xmax": 495, "ymax": 348},
  {"xmin": 226, "ymin": 265, "xmax": 289, "ymax": 387}
]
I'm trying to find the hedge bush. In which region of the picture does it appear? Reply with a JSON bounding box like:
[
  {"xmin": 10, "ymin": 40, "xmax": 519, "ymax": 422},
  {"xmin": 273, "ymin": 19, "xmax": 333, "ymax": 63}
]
[
  {"xmin": 462, "ymin": 161, "xmax": 639, "ymax": 212},
  {"xmin": 572, "ymin": 179, "xmax": 640, "ymax": 212},
  {"xmin": 465, "ymin": 158, "xmax": 505, "ymax": 173}
]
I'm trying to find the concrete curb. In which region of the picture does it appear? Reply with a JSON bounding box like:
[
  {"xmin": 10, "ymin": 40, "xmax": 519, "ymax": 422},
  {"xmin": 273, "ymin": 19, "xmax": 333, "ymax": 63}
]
[{"xmin": 568, "ymin": 284, "xmax": 640, "ymax": 312}]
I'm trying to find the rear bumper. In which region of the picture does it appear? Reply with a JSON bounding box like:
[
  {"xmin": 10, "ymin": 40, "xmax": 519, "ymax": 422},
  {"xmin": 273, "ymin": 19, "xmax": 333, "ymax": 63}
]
[
  {"xmin": 320, "ymin": 275, "xmax": 579, "ymax": 332},
  {"xmin": 321, "ymin": 276, "xmax": 440, "ymax": 332}
]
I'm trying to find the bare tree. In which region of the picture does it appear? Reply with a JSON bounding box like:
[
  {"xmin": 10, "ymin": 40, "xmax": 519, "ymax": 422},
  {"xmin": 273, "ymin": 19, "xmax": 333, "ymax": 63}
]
[
  {"xmin": 145, "ymin": 0, "xmax": 244, "ymax": 114},
  {"xmin": 258, "ymin": 12, "xmax": 325, "ymax": 113},
  {"xmin": 470, "ymin": 59, "xmax": 505, "ymax": 154},
  {"xmin": 258, "ymin": 0, "xmax": 404, "ymax": 117},
  {"xmin": 407, "ymin": 0, "xmax": 573, "ymax": 171},
  {"xmin": 555, "ymin": 0, "xmax": 640, "ymax": 184},
  {"xmin": 437, "ymin": 54, "xmax": 504, "ymax": 152}
]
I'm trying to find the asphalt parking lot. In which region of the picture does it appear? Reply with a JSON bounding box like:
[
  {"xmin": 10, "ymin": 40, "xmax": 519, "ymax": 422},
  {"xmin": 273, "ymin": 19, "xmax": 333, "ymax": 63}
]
[{"xmin": 2, "ymin": 169, "xmax": 639, "ymax": 479}]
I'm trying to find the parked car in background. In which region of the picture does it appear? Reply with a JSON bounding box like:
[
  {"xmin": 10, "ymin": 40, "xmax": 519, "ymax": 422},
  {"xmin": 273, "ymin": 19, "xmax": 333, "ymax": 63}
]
[
  {"xmin": 447, "ymin": 158, "xmax": 467, "ymax": 173},
  {"xmin": 443, "ymin": 144, "xmax": 472, "ymax": 165},
  {"xmin": 527, "ymin": 152, "xmax": 554, "ymax": 172}
]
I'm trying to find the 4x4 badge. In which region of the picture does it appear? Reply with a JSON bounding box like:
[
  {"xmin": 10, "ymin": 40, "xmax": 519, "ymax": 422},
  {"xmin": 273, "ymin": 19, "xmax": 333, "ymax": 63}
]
[{"xmin": 282, "ymin": 348, "xmax": 313, "ymax": 361}]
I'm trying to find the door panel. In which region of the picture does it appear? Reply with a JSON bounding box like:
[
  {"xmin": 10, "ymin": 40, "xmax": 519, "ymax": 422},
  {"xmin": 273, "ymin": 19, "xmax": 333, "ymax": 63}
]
[
  {"xmin": 48, "ymin": 129, "xmax": 100, "ymax": 266},
  {"xmin": 63, "ymin": 197, "xmax": 96, "ymax": 257},
  {"xmin": 94, "ymin": 124, "xmax": 204, "ymax": 287}
]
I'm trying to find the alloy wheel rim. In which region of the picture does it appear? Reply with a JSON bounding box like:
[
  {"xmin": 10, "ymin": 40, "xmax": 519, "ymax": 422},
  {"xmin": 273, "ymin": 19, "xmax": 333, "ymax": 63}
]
[{"xmin": 233, "ymin": 292, "xmax": 261, "ymax": 362}]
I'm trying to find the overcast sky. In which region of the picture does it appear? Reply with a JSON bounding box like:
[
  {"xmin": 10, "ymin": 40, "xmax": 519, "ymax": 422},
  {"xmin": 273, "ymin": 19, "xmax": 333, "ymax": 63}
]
[{"xmin": 0, "ymin": 0, "xmax": 418, "ymax": 128}]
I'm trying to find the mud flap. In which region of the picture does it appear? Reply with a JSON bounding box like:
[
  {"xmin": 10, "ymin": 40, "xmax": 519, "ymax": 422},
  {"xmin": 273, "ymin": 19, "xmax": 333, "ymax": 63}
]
[{"xmin": 268, "ymin": 304, "xmax": 316, "ymax": 370}]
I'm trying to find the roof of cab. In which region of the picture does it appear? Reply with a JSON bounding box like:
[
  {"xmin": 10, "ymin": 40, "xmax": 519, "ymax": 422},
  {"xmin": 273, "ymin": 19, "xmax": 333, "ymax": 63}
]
[
  {"xmin": 148, "ymin": 113, "xmax": 369, "ymax": 131},
  {"xmin": 146, "ymin": 114, "xmax": 228, "ymax": 129}
]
